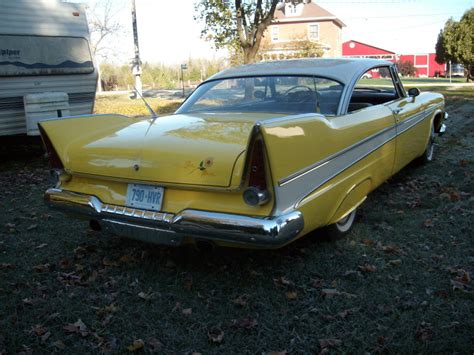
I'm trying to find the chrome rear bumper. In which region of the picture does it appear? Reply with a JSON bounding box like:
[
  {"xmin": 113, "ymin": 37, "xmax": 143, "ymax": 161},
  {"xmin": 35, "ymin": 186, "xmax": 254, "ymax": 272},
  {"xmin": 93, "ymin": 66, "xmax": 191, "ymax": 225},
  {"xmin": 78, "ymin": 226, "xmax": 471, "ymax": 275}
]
[{"xmin": 44, "ymin": 188, "xmax": 304, "ymax": 248}]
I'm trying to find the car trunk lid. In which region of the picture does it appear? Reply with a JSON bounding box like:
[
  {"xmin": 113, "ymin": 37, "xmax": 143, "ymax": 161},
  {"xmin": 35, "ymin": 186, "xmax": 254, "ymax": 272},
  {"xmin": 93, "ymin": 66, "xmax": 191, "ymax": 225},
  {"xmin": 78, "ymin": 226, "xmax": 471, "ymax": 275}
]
[{"xmin": 40, "ymin": 112, "xmax": 280, "ymax": 188}]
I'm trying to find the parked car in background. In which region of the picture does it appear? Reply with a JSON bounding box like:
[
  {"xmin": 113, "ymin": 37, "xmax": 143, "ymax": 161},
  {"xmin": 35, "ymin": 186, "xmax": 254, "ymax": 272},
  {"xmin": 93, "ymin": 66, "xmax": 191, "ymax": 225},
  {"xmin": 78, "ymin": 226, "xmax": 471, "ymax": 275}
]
[
  {"xmin": 450, "ymin": 63, "xmax": 465, "ymax": 77},
  {"xmin": 39, "ymin": 58, "xmax": 447, "ymax": 249},
  {"xmin": 0, "ymin": 0, "xmax": 97, "ymax": 136}
]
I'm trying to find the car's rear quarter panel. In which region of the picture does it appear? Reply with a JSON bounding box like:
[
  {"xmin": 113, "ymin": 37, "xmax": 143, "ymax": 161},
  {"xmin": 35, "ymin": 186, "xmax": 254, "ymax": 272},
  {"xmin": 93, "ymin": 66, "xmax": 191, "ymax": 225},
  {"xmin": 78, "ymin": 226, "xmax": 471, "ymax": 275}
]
[{"xmin": 261, "ymin": 105, "xmax": 397, "ymax": 235}]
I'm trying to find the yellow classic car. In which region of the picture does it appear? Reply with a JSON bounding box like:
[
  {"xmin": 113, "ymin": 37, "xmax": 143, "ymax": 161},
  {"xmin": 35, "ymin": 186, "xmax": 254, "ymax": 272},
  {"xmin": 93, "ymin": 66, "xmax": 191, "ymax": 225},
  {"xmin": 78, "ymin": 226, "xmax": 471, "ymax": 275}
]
[{"xmin": 39, "ymin": 58, "xmax": 447, "ymax": 249}]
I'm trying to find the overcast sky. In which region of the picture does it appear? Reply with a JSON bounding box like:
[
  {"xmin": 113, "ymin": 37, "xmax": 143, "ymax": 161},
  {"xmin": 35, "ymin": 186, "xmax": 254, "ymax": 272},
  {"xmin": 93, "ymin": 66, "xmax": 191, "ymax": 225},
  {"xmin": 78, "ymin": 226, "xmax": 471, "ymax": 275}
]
[{"xmin": 80, "ymin": 0, "xmax": 473, "ymax": 64}]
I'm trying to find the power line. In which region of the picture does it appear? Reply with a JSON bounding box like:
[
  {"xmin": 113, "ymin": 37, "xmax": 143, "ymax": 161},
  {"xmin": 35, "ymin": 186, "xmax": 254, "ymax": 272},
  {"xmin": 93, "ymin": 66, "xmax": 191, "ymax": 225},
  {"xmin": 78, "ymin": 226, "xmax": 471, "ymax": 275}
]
[
  {"xmin": 345, "ymin": 12, "xmax": 462, "ymax": 20},
  {"xmin": 316, "ymin": 0, "xmax": 417, "ymax": 3}
]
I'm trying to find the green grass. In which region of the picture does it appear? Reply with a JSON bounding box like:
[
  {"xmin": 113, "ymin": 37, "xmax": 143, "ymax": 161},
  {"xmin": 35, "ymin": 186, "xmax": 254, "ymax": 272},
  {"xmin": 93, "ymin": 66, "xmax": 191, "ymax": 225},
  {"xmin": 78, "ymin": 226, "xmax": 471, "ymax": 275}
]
[
  {"xmin": 0, "ymin": 97, "xmax": 473, "ymax": 353},
  {"xmin": 414, "ymin": 86, "xmax": 474, "ymax": 98}
]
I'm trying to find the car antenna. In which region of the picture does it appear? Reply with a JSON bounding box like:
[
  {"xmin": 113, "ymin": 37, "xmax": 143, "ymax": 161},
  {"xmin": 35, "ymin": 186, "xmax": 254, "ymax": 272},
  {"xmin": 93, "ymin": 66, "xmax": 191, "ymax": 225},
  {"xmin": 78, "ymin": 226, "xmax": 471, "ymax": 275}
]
[{"xmin": 132, "ymin": 86, "xmax": 159, "ymax": 120}]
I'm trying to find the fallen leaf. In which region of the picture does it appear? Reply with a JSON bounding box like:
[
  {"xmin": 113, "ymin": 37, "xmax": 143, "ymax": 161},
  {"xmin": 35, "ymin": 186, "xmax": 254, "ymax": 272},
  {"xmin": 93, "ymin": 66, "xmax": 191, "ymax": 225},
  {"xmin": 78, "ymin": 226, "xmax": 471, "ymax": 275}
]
[
  {"xmin": 119, "ymin": 255, "xmax": 134, "ymax": 264},
  {"xmin": 127, "ymin": 339, "xmax": 144, "ymax": 352},
  {"xmin": 0, "ymin": 263, "xmax": 15, "ymax": 270},
  {"xmin": 361, "ymin": 239, "xmax": 375, "ymax": 246},
  {"xmin": 319, "ymin": 338, "xmax": 342, "ymax": 349},
  {"xmin": 33, "ymin": 263, "xmax": 51, "ymax": 272},
  {"xmin": 285, "ymin": 291, "xmax": 298, "ymax": 300},
  {"xmin": 423, "ymin": 219, "xmax": 434, "ymax": 228},
  {"xmin": 182, "ymin": 308, "xmax": 192, "ymax": 316},
  {"xmin": 454, "ymin": 269, "xmax": 471, "ymax": 284},
  {"xmin": 59, "ymin": 259, "xmax": 71, "ymax": 269},
  {"xmin": 338, "ymin": 309, "xmax": 353, "ymax": 319},
  {"xmin": 27, "ymin": 224, "xmax": 38, "ymax": 231},
  {"xmin": 232, "ymin": 317, "xmax": 258, "ymax": 330},
  {"xmin": 22, "ymin": 298, "xmax": 34, "ymax": 306},
  {"xmin": 388, "ymin": 259, "xmax": 402, "ymax": 266},
  {"xmin": 358, "ymin": 264, "xmax": 377, "ymax": 273},
  {"xmin": 63, "ymin": 319, "xmax": 88, "ymax": 337},
  {"xmin": 232, "ymin": 294, "xmax": 248, "ymax": 307},
  {"xmin": 451, "ymin": 280, "xmax": 473, "ymax": 293},
  {"xmin": 381, "ymin": 244, "xmax": 401, "ymax": 254},
  {"xmin": 273, "ymin": 276, "xmax": 292, "ymax": 287},
  {"xmin": 52, "ymin": 340, "xmax": 66, "ymax": 349},
  {"xmin": 183, "ymin": 274, "xmax": 193, "ymax": 291},
  {"xmin": 207, "ymin": 328, "xmax": 224, "ymax": 343},
  {"xmin": 147, "ymin": 338, "xmax": 163, "ymax": 352},
  {"xmin": 102, "ymin": 257, "xmax": 118, "ymax": 267},
  {"xmin": 459, "ymin": 159, "xmax": 469, "ymax": 167},
  {"xmin": 415, "ymin": 322, "xmax": 433, "ymax": 341},
  {"xmin": 73, "ymin": 246, "xmax": 87, "ymax": 258},
  {"xmin": 40, "ymin": 331, "xmax": 51, "ymax": 343},
  {"xmin": 449, "ymin": 191, "xmax": 460, "ymax": 201},
  {"xmin": 321, "ymin": 289, "xmax": 340, "ymax": 298},
  {"xmin": 138, "ymin": 291, "xmax": 155, "ymax": 301},
  {"xmin": 310, "ymin": 278, "xmax": 324, "ymax": 288},
  {"xmin": 32, "ymin": 324, "xmax": 48, "ymax": 336}
]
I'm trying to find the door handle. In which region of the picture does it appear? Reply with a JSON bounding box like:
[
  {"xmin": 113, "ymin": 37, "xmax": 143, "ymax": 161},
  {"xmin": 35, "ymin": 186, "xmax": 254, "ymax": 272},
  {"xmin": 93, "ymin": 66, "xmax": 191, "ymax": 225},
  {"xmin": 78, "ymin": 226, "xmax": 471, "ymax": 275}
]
[{"xmin": 393, "ymin": 108, "xmax": 403, "ymax": 114}]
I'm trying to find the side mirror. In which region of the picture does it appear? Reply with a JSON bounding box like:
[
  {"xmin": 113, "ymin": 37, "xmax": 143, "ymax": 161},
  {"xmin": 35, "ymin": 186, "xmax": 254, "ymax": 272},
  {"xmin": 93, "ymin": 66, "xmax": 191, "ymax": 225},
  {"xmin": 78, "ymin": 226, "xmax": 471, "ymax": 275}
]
[{"xmin": 408, "ymin": 87, "xmax": 420, "ymax": 97}]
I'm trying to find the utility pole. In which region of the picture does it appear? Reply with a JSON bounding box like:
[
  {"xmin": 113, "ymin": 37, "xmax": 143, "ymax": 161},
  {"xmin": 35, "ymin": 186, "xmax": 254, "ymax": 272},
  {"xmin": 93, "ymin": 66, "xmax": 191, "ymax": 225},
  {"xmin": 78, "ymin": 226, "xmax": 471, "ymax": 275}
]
[
  {"xmin": 180, "ymin": 63, "xmax": 187, "ymax": 97},
  {"xmin": 131, "ymin": 0, "xmax": 142, "ymax": 98}
]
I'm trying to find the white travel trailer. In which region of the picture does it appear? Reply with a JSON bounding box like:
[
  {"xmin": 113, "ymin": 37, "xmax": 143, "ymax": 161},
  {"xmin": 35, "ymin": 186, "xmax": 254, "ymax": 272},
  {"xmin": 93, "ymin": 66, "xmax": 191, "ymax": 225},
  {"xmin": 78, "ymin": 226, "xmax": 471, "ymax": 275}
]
[{"xmin": 0, "ymin": 0, "xmax": 98, "ymax": 136}]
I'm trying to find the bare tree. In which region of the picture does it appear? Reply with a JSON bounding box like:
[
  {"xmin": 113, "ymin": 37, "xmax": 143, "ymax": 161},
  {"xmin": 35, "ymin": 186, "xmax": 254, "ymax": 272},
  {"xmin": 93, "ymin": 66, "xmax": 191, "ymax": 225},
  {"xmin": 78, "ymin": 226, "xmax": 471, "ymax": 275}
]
[
  {"xmin": 86, "ymin": 0, "xmax": 124, "ymax": 60},
  {"xmin": 84, "ymin": 0, "xmax": 126, "ymax": 91}
]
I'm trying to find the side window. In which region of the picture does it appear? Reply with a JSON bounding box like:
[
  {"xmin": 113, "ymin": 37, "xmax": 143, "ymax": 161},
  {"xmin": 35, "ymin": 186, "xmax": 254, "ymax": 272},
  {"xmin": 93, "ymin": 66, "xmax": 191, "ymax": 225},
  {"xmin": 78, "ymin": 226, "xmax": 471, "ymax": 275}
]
[
  {"xmin": 348, "ymin": 66, "xmax": 400, "ymax": 113},
  {"xmin": 308, "ymin": 24, "xmax": 319, "ymax": 41},
  {"xmin": 271, "ymin": 26, "xmax": 279, "ymax": 41}
]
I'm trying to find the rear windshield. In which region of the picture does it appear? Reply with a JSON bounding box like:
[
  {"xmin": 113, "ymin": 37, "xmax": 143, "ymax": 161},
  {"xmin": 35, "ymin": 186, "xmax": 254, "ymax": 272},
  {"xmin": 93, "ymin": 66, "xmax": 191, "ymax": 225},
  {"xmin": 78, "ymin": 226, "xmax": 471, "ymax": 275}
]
[
  {"xmin": 177, "ymin": 76, "xmax": 343, "ymax": 116},
  {"xmin": 0, "ymin": 35, "xmax": 93, "ymax": 76}
]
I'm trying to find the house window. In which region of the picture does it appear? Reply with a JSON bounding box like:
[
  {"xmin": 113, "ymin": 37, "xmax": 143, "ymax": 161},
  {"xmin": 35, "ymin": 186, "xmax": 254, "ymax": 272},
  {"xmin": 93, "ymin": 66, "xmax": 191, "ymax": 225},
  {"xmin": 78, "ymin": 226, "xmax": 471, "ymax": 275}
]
[
  {"xmin": 308, "ymin": 24, "xmax": 319, "ymax": 41},
  {"xmin": 272, "ymin": 26, "xmax": 279, "ymax": 41}
]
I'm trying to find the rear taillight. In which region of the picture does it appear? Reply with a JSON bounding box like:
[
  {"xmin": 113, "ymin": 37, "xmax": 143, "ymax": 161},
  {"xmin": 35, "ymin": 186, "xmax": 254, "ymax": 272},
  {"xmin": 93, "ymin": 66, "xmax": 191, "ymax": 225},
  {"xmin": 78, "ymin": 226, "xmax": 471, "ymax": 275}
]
[
  {"xmin": 243, "ymin": 138, "xmax": 271, "ymax": 206},
  {"xmin": 39, "ymin": 125, "xmax": 63, "ymax": 169}
]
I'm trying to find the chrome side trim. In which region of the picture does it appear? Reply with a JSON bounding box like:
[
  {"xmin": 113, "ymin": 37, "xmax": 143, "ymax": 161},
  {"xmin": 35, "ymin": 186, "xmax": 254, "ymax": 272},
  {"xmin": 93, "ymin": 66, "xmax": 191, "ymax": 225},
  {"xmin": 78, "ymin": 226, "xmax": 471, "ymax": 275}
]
[
  {"xmin": 279, "ymin": 105, "xmax": 440, "ymax": 188},
  {"xmin": 275, "ymin": 123, "xmax": 397, "ymax": 214},
  {"xmin": 279, "ymin": 123, "xmax": 395, "ymax": 187},
  {"xmin": 44, "ymin": 188, "xmax": 304, "ymax": 248},
  {"xmin": 396, "ymin": 105, "xmax": 438, "ymax": 136},
  {"xmin": 273, "ymin": 104, "xmax": 440, "ymax": 214},
  {"xmin": 257, "ymin": 112, "xmax": 324, "ymax": 125}
]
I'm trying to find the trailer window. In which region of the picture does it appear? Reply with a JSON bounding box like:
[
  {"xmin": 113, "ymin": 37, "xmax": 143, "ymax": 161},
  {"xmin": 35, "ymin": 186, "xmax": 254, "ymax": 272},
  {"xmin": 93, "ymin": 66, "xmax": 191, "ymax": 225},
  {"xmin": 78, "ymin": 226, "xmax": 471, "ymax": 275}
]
[{"xmin": 0, "ymin": 35, "xmax": 93, "ymax": 76}]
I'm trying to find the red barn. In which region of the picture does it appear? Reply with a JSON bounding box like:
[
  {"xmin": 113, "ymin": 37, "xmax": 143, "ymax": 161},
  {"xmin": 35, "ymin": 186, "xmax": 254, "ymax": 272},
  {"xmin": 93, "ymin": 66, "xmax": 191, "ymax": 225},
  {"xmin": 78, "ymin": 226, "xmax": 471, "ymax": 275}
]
[
  {"xmin": 342, "ymin": 40, "xmax": 446, "ymax": 77},
  {"xmin": 342, "ymin": 40, "xmax": 396, "ymax": 60},
  {"xmin": 399, "ymin": 53, "xmax": 445, "ymax": 77}
]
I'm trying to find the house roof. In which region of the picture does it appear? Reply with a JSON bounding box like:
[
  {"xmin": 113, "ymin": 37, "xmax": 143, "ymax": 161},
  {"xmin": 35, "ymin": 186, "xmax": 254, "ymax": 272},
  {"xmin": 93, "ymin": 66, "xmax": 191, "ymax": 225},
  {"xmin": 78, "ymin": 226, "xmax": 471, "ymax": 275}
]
[
  {"xmin": 343, "ymin": 40, "xmax": 395, "ymax": 55},
  {"xmin": 274, "ymin": 1, "xmax": 346, "ymax": 27},
  {"xmin": 207, "ymin": 58, "xmax": 393, "ymax": 86}
]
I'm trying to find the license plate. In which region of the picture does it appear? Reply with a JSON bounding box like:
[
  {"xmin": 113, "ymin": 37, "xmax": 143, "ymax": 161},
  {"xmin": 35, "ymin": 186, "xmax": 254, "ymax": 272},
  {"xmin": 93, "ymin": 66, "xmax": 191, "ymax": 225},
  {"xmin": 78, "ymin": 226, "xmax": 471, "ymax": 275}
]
[{"xmin": 125, "ymin": 184, "xmax": 164, "ymax": 211}]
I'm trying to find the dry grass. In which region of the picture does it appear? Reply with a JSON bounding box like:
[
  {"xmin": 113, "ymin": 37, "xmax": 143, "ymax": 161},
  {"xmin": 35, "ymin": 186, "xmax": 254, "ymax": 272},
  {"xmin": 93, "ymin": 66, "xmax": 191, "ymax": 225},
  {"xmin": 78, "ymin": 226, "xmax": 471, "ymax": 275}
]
[{"xmin": 93, "ymin": 95, "xmax": 183, "ymax": 117}]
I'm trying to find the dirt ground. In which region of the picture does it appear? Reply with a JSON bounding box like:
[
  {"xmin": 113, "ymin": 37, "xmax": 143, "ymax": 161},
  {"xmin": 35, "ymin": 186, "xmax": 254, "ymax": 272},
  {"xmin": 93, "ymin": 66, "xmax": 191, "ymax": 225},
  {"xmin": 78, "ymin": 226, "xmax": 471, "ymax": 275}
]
[{"xmin": 0, "ymin": 97, "xmax": 473, "ymax": 353}]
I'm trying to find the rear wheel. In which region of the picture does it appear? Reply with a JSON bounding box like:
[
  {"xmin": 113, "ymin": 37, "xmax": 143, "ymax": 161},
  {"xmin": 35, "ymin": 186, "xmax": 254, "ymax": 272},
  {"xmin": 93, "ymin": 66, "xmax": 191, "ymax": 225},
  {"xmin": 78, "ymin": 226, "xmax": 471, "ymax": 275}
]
[{"xmin": 323, "ymin": 208, "xmax": 357, "ymax": 241}]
